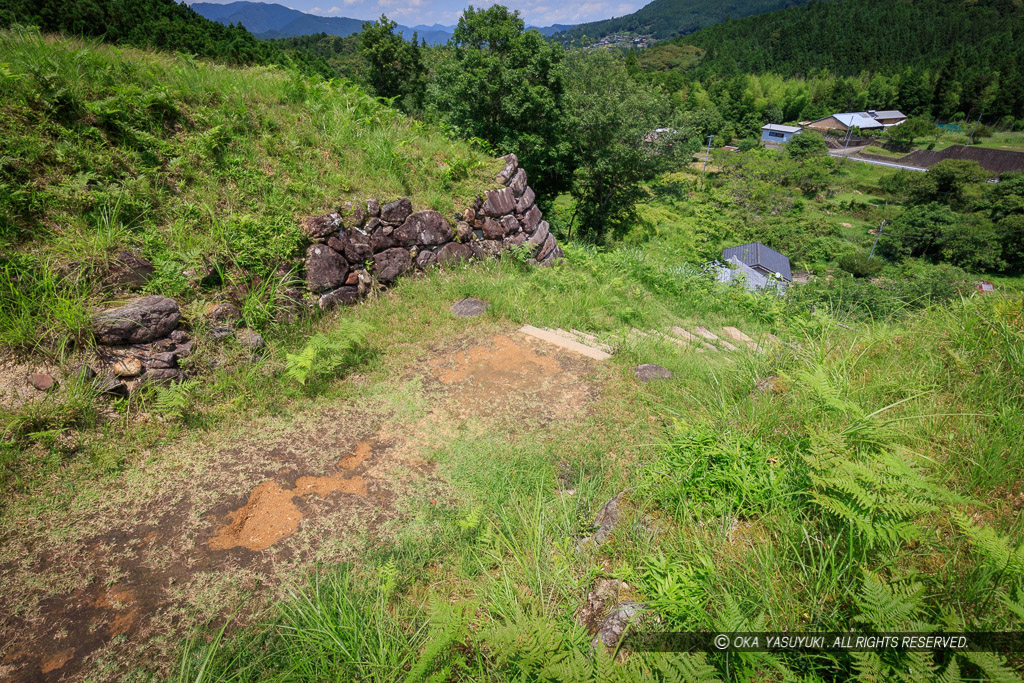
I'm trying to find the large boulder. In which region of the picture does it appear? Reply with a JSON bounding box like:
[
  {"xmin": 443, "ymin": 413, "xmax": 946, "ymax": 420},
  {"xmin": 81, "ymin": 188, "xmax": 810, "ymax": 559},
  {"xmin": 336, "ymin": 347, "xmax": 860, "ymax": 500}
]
[
  {"xmin": 305, "ymin": 244, "xmax": 350, "ymax": 293},
  {"xmin": 526, "ymin": 220, "xmax": 549, "ymax": 250},
  {"xmin": 520, "ymin": 204, "xmax": 542, "ymax": 233},
  {"xmin": 497, "ymin": 153, "xmax": 518, "ymax": 184},
  {"xmin": 373, "ymin": 247, "xmax": 411, "ymax": 283},
  {"xmin": 483, "ymin": 187, "xmax": 515, "ymax": 217},
  {"xmin": 92, "ymin": 296, "xmax": 181, "ymax": 345},
  {"xmin": 330, "ymin": 231, "xmax": 373, "ymax": 264},
  {"xmin": 318, "ymin": 286, "xmax": 359, "ymax": 310},
  {"xmin": 380, "ymin": 198, "xmax": 412, "ymax": 224},
  {"xmin": 481, "ymin": 217, "xmax": 506, "ymax": 240},
  {"xmin": 509, "ymin": 168, "xmax": 528, "ymax": 197},
  {"xmin": 437, "ymin": 242, "xmax": 473, "ymax": 265},
  {"xmin": 515, "ymin": 186, "xmax": 535, "ymax": 214},
  {"xmin": 304, "ymin": 212, "xmax": 342, "ymax": 240},
  {"xmin": 393, "ymin": 211, "xmax": 453, "ymax": 247}
]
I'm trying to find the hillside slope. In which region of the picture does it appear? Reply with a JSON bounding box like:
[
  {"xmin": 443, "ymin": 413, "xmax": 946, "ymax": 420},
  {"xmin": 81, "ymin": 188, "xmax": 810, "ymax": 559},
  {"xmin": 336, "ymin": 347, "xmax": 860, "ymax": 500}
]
[
  {"xmin": 0, "ymin": 27, "xmax": 494, "ymax": 353},
  {"xmin": 0, "ymin": 0, "xmax": 326, "ymax": 72},
  {"xmin": 555, "ymin": 0, "xmax": 813, "ymax": 42}
]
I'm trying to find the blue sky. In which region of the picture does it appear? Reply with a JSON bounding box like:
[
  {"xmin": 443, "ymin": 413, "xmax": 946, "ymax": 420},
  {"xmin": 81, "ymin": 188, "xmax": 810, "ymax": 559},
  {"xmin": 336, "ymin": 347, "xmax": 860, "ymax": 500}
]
[{"xmin": 190, "ymin": 0, "xmax": 643, "ymax": 28}]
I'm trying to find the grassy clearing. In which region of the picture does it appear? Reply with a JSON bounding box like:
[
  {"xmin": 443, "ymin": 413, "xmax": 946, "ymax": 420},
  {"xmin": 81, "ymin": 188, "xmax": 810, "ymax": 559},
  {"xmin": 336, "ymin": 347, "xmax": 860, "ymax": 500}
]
[{"xmin": 170, "ymin": 262, "xmax": 1024, "ymax": 681}]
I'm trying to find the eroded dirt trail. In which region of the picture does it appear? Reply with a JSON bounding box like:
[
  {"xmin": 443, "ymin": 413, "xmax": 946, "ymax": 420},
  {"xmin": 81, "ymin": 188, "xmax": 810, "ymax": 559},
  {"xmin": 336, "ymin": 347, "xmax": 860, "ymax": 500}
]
[{"xmin": 0, "ymin": 329, "xmax": 602, "ymax": 681}]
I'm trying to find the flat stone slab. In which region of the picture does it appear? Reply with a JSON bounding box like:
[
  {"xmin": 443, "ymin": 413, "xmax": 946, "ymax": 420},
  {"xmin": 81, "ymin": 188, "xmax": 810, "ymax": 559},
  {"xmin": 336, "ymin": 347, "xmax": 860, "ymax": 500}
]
[
  {"xmin": 520, "ymin": 325, "xmax": 612, "ymax": 361},
  {"xmin": 450, "ymin": 298, "xmax": 489, "ymax": 318},
  {"xmin": 634, "ymin": 364, "xmax": 673, "ymax": 381}
]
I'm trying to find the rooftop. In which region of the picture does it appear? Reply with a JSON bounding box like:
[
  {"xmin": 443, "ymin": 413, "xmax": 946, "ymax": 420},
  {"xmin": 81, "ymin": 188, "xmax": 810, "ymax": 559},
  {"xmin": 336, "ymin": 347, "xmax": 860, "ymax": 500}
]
[
  {"xmin": 762, "ymin": 124, "xmax": 802, "ymax": 134},
  {"xmin": 721, "ymin": 242, "xmax": 792, "ymax": 282}
]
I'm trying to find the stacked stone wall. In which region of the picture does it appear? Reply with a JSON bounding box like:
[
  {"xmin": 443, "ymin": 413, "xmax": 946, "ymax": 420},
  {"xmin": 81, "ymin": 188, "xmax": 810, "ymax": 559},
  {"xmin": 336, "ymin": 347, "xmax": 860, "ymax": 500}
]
[{"xmin": 302, "ymin": 154, "xmax": 564, "ymax": 308}]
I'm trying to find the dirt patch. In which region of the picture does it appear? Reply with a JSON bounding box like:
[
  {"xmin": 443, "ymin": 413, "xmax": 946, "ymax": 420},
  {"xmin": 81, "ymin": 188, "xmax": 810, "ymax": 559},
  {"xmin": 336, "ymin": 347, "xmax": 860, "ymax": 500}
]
[
  {"xmin": 40, "ymin": 650, "xmax": 74, "ymax": 675},
  {"xmin": 0, "ymin": 329, "xmax": 605, "ymax": 681}
]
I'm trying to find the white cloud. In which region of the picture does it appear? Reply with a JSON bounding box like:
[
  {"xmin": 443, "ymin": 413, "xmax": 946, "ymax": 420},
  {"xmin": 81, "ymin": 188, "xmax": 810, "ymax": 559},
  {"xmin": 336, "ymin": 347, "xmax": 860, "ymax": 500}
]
[{"xmin": 327, "ymin": 5, "xmax": 341, "ymax": 12}]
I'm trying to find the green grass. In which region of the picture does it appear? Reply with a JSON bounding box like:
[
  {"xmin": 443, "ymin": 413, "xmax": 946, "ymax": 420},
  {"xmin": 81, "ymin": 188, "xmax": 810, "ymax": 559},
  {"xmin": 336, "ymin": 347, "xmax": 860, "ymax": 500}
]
[
  {"xmin": 860, "ymin": 145, "xmax": 905, "ymax": 159},
  {"xmin": 3, "ymin": 27, "xmax": 1024, "ymax": 683},
  {"xmin": 0, "ymin": 27, "xmax": 496, "ymax": 353},
  {"xmin": 168, "ymin": 264, "xmax": 1024, "ymax": 682}
]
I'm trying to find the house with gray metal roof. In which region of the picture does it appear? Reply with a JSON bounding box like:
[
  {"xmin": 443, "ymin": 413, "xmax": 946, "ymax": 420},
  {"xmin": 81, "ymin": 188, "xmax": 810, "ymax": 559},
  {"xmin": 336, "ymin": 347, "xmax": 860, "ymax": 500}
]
[
  {"xmin": 761, "ymin": 124, "xmax": 802, "ymax": 144},
  {"xmin": 721, "ymin": 242, "xmax": 792, "ymax": 283}
]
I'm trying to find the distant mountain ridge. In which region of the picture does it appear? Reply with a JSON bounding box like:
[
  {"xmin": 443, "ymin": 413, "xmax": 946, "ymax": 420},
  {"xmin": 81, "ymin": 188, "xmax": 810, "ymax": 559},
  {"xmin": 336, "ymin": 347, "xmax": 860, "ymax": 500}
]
[
  {"xmin": 554, "ymin": 0, "xmax": 815, "ymax": 42},
  {"xmin": 190, "ymin": 2, "xmax": 572, "ymax": 44}
]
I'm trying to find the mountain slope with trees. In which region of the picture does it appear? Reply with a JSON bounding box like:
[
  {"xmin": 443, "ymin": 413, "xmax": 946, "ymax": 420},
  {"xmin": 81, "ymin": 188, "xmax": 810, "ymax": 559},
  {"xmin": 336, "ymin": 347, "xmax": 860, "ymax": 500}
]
[
  {"xmin": 652, "ymin": 0, "xmax": 1024, "ymax": 120},
  {"xmin": 555, "ymin": 0, "xmax": 814, "ymax": 42},
  {"xmin": 0, "ymin": 0, "xmax": 332, "ymax": 74}
]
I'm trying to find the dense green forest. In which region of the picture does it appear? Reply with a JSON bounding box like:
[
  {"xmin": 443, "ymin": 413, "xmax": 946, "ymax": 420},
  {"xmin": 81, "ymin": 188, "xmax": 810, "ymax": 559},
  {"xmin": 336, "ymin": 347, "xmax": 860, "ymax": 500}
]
[
  {"xmin": 0, "ymin": 0, "xmax": 332, "ymax": 76},
  {"xmin": 554, "ymin": 0, "xmax": 812, "ymax": 42},
  {"xmin": 640, "ymin": 0, "xmax": 1024, "ymax": 122}
]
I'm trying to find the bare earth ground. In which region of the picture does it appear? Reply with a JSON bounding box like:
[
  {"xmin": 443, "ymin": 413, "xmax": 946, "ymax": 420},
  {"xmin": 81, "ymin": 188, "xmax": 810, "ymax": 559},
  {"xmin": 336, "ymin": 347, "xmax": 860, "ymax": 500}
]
[{"xmin": 0, "ymin": 327, "xmax": 605, "ymax": 681}]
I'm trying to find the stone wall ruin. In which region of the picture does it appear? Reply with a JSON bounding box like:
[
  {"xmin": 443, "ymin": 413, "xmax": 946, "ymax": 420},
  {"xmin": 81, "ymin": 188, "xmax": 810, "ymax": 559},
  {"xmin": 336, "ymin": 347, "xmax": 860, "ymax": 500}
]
[{"xmin": 302, "ymin": 154, "xmax": 564, "ymax": 309}]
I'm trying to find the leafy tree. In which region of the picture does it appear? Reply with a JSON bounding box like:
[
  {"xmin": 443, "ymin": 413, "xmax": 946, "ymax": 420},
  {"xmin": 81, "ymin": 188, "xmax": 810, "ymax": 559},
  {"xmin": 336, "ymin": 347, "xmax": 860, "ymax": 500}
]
[
  {"xmin": 785, "ymin": 130, "xmax": 828, "ymax": 160},
  {"xmin": 909, "ymin": 159, "xmax": 992, "ymax": 207},
  {"xmin": 886, "ymin": 117, "xmax": 935, "ymax": 149},
  {"xmin": 426, "ymin": 5, "xmax": 566, "ymax": 198},
  {"xmin": 360, "ymin": 16, "xmax": 424, "ymax": 110},
  {"xmin": 558, "ymin": 50, "xmax": 679, "ymax": 242}
]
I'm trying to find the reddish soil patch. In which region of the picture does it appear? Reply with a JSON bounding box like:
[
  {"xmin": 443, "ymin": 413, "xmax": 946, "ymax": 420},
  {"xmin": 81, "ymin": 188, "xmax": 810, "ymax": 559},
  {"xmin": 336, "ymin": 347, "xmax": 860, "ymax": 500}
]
[{"xmin": 209, "ymin": 458, "xmax": 369, "ymax": 552}]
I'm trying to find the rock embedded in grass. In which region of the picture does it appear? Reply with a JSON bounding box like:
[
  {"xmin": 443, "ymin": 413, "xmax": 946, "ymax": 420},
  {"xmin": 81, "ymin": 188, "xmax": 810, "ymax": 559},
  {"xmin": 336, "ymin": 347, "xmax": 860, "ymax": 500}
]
[
  {"xmin": 92, "ymin": 295, "xmax": 181, "ymax": 345},
  {"xmin": 450, "ymin": 298, "xmax": 489, "ymax": 318},
  {"xmin": 104, "ymin": 251, "xmax": 155, "ymax": 291},
  {"xmin": 29, "ymin": 373, "xmax": 57, "ymax": 391},
  {"xmin": 592, "ymin": 601, "xmax": 647, "ymax": 650},
  {"xmin": 318, "ymin": 286, "xmax": 359, "ymax": 310},
  {"xmin": 236, "ymin": 329, "xmax": 265, "ymax": 350},
  {"xmin": 113, "ymin": 357, "xmax": 143, "ymax": 378},
  {"xmin": 633, "ymin": 364, "xmax": 673, "ymax": 382}
]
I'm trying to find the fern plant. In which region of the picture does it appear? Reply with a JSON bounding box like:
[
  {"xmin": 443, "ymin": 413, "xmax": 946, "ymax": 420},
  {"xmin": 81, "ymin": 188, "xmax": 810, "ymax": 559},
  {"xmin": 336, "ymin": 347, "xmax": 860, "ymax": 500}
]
[
  {"xmin": 284, "ymin": 321, "xmax": 371, "ymax": 386},
  {"xmin": 802, "ymin": 433, "xmax": 957, "ymax": 554},
  {"xmin": 851, "ymin": 570, "xmax": 1020, "ymax": 682},
  {"xmin": 153, "ymin": 378, "xmax": 200, "ymax": 421}
]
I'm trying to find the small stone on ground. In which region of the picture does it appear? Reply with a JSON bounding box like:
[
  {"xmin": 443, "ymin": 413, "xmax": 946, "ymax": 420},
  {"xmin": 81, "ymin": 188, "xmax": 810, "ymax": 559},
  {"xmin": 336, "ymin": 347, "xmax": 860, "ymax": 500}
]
[
  {"xmin": 29, "ymin": 373, "xmax": 57, "ymax": 391},
  {"xmin": 634, "ymin": 364, "xmax": 673, "ymax": 381},
  {"xmin": 450, "ymin": 298, "xmax": 489, "ymax": 318}
]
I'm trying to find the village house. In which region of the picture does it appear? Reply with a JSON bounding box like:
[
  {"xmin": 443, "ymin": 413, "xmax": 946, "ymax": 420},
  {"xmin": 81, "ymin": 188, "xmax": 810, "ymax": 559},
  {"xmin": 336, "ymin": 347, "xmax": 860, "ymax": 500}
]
[
  {"xmin": 717, "ymin": 242, "xmax": 792, "ymax": 293},
  {"xmin": 804, "ymin": 110, "xmax": 907, "ymax": 133},
  {"xmin": 761, "ymin": 123, "xmax": 802, "ymax": 144}
]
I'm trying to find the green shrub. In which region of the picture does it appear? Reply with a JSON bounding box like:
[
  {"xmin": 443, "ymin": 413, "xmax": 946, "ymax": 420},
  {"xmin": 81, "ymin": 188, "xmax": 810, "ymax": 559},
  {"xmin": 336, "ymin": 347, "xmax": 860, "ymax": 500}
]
[{"xmin": 838, "ymin": 251, "xmax": 883, "ymax": 278}]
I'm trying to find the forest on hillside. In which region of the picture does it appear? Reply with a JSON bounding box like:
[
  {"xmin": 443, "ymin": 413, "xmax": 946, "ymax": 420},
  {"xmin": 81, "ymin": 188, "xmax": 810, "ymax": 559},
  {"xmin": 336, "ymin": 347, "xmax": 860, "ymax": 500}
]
[
  {"xmin": 0, "ymin": 0, "xmax": 333, "ymax": 76},
  {"xmin": 645, "ymin": 0, "xmax": 1024, "ymax": 121},
  {"xmin": 554, "ymin": 0, "xmax": 812, "ymax": 42}
]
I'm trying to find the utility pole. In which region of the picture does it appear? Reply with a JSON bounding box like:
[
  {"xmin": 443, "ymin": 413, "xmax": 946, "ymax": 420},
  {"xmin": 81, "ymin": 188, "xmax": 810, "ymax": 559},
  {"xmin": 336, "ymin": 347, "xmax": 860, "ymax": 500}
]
[
  {"xmin": 701, "ymin": 134, "xmax": 715, "ymax": 186},
  {"xmin": 841, "ymin": 128, "xmax": 853, "ymax": 162},
  {"xmin": 868, "ymin": 219, "xmax": 886, "ymax": 259},
  {"xmin": 968, "ymin": 109, "xmax": 984, "ymax": 145}
]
